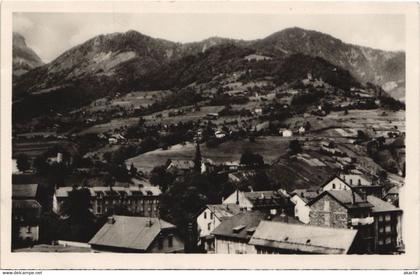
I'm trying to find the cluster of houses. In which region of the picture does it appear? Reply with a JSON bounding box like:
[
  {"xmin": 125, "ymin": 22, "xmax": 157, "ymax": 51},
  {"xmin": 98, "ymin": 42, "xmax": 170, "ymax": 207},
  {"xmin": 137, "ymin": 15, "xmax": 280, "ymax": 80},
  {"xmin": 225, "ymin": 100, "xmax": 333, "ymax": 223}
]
[
  {"xmin": 12, "ymin": 145, "xmax": 403, "ymax": 254},
  {"xmin": 195, "ymin": 173, "xmax": 403, "ymax": 255}
]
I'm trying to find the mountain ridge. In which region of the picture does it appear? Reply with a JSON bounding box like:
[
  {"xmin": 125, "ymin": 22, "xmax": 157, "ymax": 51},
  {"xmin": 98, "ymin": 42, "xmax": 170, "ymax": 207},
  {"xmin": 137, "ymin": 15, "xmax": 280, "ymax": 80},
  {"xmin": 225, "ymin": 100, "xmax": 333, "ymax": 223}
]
[{"xmin": 12, "ymin": 27, "xmax": 405, "ymax": 120}]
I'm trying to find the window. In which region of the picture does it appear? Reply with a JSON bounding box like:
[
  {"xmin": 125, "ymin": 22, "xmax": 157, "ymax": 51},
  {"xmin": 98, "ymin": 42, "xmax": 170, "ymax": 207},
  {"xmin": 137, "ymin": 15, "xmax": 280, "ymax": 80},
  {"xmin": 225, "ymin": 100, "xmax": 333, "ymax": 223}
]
[
  {"xmin": 97, "ymin": 206, "xmax": 102, "ymax": 214},
  {"xmin": 204, "ymin": 212, "xmax": 207, "ymax": 219},
  {"xmin": 379, "ymin": 239, "xmax": 384, "ymax": 245},
  {"xmin": 385, "ymin": 225, "xmax": 391, "ymax": 233},
  {"xmin": 324, "ymin": 213, "xmax": 330, "ymax": 226},
  {"xmin": 379, "ymin": 227, "xmax": 384, "ymax": 233},
  {"xmin": 332, "ymin": 183, "xmax": 336, "ymax": 189},
  {"xmin": 208, "ymin": 223, "xmax": 211, "ymax": 231},
  {"xmin": 168, "ymin": 235, "xmax": 173, "ymax": 247},
  {"xmin": 385, "ymin": 214, "xmax": 391, "ymax": 222},
  {"xmin": 350, "ymin": 179, "xmax": 353, "ymax": 185},
  {"xmin": 210, "ymin": 212, "xmax": 214, "ymax": 220},
  {"xmin": 358, "ymin": 179, "xmax": 361, "ymax": 186},
  {"xmin": 324, "ymin": 200, "xmax": 330, "ymax": 211},
  {"xmin": 379, "ymin": 215, "xmax": 384, "ymax": 222},
  {"xmin": 385, "ymin": 237, "xmax": 392, "ymax": 244},
  {"xmin": 26, "ymin": 226, "xmax": 31, "ymax": 233}
]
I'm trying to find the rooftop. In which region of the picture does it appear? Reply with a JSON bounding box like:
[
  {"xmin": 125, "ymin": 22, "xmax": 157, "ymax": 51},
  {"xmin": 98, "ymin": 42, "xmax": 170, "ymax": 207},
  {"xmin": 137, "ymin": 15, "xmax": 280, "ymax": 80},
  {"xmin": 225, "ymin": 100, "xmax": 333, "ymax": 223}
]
[
  {"xmin": 309, "ymin": 190, "xmax": 373, "ymax": 209},
  {"xmin": 167, "ymin": 160, "xmax": 195, "ymax": 170},
  {"xmin": 12, "ymin": 199, "xmax": 41, "ymax": 210},
  {"xmin": 12, "ymin": 184, "xmax": 38, "ymax": 199},
  {"xmin": 367, "ymin": 195, "xmax": 402, "ymax": 213},
  {"xmin": 13, "ymin": 244, "xmax": 91, "ymax": 253},
  {"xmin": 212, "ymin": 210, "xmax": 301, "ymax": 241},
  {"xmin": 55, "ymin": 185, "xmax": 161, "ymax": 198},
  {"xmin": 89, "ymin": 216, "xmax": 175, "ymax": 251},
  {"xmin": 207, "ymin": 204, "xmax": 242, "ymax": 220},
  {"xmin": 249, "ymin": 220, "xmax": 358, "ymax": 254}
]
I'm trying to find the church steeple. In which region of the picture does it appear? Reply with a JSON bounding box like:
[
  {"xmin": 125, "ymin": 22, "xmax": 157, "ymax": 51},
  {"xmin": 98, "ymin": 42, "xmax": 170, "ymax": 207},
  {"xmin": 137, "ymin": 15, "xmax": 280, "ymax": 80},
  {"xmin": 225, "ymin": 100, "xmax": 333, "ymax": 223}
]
[{"xmin": 193, "ymin": 136, "xmax": 202, "ymax": 173}]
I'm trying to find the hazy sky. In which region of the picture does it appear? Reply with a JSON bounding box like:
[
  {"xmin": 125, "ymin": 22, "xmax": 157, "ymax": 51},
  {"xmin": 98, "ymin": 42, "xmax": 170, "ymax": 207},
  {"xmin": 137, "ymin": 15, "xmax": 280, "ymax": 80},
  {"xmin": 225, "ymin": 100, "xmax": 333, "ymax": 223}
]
[{"xmin": 14, "ymin": 13, "xmax": 405, "ymax": 63}]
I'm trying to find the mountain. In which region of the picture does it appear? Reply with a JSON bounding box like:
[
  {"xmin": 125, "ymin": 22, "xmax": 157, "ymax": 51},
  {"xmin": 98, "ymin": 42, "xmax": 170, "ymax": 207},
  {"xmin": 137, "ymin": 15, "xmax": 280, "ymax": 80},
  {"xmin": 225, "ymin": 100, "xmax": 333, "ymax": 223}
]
[
  {"xmin": 13, "ymin": 32, "xmax": 44, "ymax": 76},
  {"xmin": 252, "ymin": 27, "xmax": 405, "ymax": 100},
  {"xmin": 12, "ymin": 28, "xmax": 404, "ymax": 120}
]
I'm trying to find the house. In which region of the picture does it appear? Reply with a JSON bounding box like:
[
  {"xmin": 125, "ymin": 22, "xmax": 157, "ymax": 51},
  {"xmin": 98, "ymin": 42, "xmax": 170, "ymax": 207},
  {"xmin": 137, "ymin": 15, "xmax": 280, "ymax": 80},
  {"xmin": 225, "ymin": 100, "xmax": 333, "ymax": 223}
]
[
  {"xmin": 12, "ymin": 184, "xmax": 42, "ymax": 245},
  {"xmin": 249, "ymin": 220, "xmax": 360, "ymax": 254},
  {"xmin": 222, "ymin": 190, "xmax": 294, "ymax": 214},
  {"xmin": 255, "ymin": 121, "xmax": 270, "ymax": 132},
  {"xmin": 383, "ymin": 186, "xmax": 399, "ymax": 207},
  {"xmin": 212, "ymin": 210, "xmax": 300, "ymax": 254},
  {"xmin": 279, "ymin": 128, "xmax": 293, "ymax": 137},
  {"xmin": 89, "ymin": 216, "xmax": 184, "ymax": 253},
  {"xmin": 289, "ymin": 189, "xmax": 320, "ymax": 224},
  {"xmin": 321, "ymin": 176, "xmax": 352, "ymax": 192},
  {"xmin": 196, "ymin": 204, "xmax": 241, "ymax": 251},
  {"xmin": 308, "ymin": 190, "xmax": 374, "ymax": 253},
  {"xmin": 166, "ymin": 159, "xmax": 195, "ymax": 174},
  {"xmin": 215, "ymin": 130, "xmax": 226, "ymax": 139},
  {"xmin": 341, "ymin": 173, "xmax": 384, "ymax": 198},
  {"xmin": 298, "ymin": 126, "xmax": 306, "ymax": 135},
  {"xmin": 254, "ymin": 108, "xmax": 263, "ymax": 115},
  {"xmin": 55, "ymin": 185, "xmax": 161, "ymax": 217},
  {"xmin": 206, "ymin": 113, "xmax": 219, "ymax": 120},
  {"xmin": 223, "ymin": 160, "xmax": 240, "ymax": 171},
  {"xmin": 322, "ymin": 175, "xmax": 384, "ymax": 198},
  {"xmin": 366, "ymin": 195, "xmax": 403, "ymax": 253}
]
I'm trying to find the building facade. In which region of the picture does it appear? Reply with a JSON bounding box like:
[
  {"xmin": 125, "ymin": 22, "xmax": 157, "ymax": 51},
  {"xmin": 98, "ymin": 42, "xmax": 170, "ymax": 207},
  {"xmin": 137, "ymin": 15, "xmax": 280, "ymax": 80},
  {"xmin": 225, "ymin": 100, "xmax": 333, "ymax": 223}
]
[
  {"xmin": 308, "ymin": 190, "xmax": 375, "ymax": 253},
  {"xmin": 56, "ymin": 185, "xmax": 161, "ymax": 217}
]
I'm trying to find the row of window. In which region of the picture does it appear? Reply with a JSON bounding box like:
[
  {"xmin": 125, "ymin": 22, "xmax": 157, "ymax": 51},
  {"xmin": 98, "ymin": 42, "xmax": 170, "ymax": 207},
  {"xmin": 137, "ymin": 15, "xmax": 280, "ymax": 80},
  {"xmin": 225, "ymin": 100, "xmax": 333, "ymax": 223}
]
[
  {"xmin": 157, "ymin": 235, "xmax": 174, "ymax": 249},
  {"xmin": 96, "ymin": 205, "xmax": 158, "ymax": 214},
  {"xmin": 203, "ymin": 211, "xmax": 214, "ymax": 220}
]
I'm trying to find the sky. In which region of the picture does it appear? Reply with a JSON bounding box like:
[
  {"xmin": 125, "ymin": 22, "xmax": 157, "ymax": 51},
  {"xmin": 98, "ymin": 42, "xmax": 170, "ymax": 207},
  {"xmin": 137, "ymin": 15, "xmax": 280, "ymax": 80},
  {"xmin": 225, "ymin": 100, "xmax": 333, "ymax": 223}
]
[{"xmin": 13, "ymin": 13, "xmax": 405, "ymax": 63}]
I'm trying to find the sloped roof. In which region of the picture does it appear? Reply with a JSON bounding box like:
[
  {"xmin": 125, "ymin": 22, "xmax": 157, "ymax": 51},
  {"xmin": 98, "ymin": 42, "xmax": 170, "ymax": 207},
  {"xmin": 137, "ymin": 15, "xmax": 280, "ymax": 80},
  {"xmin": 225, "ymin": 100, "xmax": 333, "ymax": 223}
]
[
  {"xmin": 249, "ymin": 221, "xmax": 358, "ymax": 254},
  {"xmin": 12, "ymin": 199, "xmax": 41, "ymax": 209},
  {"xmin": 12, "ymin": 184, "xmax": 38, "ymax": 199},
  {"xmin": 309, "ymin": 190, "xmax": 373, "ymax": 209},
  {"xmin": 367, "ymin": 195, "xmax": 402, "ymax": 213},
  {"xmin": 167, "ymin": 160, "xmax": 195, "ymax": 170},
  {"xmin": 244, "ymin": 190, "xmax": 290, "ymax": 208},
  {"xmin": 55, "ymin": 185, "xmax": 161, "ymax": 198},
  {"xmin": 290, "ymin": 189, "xmax": 320, "ymax": 203},
  {"xmin": 320, "ymin": 176, "xmax": 351, "ymax": 188},
  {"xmin": 212, "ymin": 211, "xmax": 300, "ymax": 241},
  {"xmin": 89, "ymin": 216, "xmax": 175, "ymax": 251},
  {"xmin": 207, "ymin": 204, "xmax": 241, "ymax": 220},
  {"xmin": 386, "ymin": 186, "xmax": 399, "ymax": 195}
]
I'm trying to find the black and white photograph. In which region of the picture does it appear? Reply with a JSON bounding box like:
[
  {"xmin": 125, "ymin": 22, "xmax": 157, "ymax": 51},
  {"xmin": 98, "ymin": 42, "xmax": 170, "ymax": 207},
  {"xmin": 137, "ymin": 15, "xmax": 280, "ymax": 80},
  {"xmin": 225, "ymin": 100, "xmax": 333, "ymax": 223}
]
[{"xmin": 1, "ymin": 0, "xmax": 420, "ymax": 271}]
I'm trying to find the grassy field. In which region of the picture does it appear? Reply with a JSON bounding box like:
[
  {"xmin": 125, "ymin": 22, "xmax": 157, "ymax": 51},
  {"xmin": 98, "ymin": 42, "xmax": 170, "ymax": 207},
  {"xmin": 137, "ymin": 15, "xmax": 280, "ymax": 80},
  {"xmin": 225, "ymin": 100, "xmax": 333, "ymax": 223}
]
[
  {"xmin": 77, "ymin": 117, "xmax": 141, "ymax": 135},
  {"xmin": 126, "ymin": 136, "xmax": 292, "ymax": 173}
]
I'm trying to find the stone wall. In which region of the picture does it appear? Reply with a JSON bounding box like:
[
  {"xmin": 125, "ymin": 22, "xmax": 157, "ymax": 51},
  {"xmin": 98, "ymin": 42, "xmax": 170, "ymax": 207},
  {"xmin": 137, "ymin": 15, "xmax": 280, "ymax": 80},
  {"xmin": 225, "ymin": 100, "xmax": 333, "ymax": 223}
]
[{"xmin": 309, "ymin": 195, "xmax": 348, "ymax": 228}]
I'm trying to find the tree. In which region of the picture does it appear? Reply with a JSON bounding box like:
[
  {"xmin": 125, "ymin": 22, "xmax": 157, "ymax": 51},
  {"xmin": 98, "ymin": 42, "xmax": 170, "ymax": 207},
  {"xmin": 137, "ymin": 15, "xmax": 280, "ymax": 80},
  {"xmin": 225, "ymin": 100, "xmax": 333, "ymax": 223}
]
[
  {"xmin": 33, "ymin": 155, "xmax": 49, "ymax": 175},
  {"xmin": 150, "ymin": 165, "xmax": 175, "ymax": 193},
  {"xmin": 16, "ymin": 154, "xmax": 30, "ymax": 172},
  {"xmin": 129, "ymin": 163, "xmax": 138, "ymax": 176},
  {"xmin": 240, "ymin": 150, "xmax": 264, "ymax": 167},
  {"xmin": 61, "ymin": 186, "xmax": 96, "ymax": 242},
  {"xmin": 288, "ymin": 139, "xmax": 302, "ymax": 155}
]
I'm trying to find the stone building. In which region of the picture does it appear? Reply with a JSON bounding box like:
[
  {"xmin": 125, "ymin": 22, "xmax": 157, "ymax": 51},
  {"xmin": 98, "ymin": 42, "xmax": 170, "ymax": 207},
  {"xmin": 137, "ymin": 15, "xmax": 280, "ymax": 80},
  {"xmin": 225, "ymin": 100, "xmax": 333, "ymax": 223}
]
[
  {"xmin": 308, "ymin": 190, "xmax": 375, "ymax": 253},
  {"xmin": 55, "ymin": 185, "xmax": 161, "ymax": 217}
]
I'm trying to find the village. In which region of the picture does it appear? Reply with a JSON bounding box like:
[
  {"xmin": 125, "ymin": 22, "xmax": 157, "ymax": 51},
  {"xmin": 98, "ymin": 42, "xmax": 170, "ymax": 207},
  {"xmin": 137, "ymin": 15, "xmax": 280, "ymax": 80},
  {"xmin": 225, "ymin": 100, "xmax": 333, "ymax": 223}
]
[
  {"xmin": 12, "ymin": 113, "xmax": 404, "ymax": 254},
  {"xmin": 11, "ymin": 33, "xmax": 405, "ymax": 256}
]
